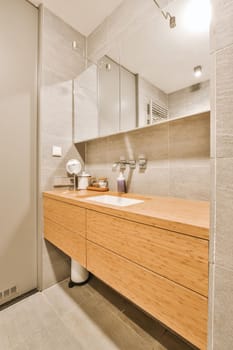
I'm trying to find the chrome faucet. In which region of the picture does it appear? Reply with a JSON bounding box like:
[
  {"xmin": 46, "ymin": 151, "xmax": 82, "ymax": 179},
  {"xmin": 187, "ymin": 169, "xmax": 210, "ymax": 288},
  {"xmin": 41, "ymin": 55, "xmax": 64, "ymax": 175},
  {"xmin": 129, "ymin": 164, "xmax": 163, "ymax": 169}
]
[
  {"xmin": 113, "ymin": 155, "xmax": 147, "ymax": 170},
  {"xmin": 112, "ymin": 158, "xmax": 136, "ymax": 170}
]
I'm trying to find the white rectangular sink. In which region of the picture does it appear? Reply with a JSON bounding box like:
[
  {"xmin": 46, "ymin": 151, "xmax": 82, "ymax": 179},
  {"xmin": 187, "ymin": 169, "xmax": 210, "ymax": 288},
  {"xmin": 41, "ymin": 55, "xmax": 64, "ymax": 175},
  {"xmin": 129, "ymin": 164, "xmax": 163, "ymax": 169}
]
[{"xmin": 86, "ymin": 195, "xmax": 144, "ymax": 207}]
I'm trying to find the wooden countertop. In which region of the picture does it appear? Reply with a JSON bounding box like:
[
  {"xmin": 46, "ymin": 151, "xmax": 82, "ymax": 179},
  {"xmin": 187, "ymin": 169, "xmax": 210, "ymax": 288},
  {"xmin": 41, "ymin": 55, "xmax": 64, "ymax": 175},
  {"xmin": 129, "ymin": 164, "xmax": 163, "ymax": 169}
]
[{"xmin": 43, "ymin": 189, "xmax": 210, "ymax": 240}]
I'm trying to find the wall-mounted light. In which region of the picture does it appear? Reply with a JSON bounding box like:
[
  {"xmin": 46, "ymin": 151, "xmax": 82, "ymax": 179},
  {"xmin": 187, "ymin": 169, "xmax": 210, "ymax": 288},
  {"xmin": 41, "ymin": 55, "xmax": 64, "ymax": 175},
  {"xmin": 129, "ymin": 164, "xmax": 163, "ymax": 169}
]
[
  {"xmin": 152, "ymin": 0, "xmax": 176, "ymax": 29},
  {"xmin": 194, "ymin": 65, "xmax": 202, "ymax": 78}
]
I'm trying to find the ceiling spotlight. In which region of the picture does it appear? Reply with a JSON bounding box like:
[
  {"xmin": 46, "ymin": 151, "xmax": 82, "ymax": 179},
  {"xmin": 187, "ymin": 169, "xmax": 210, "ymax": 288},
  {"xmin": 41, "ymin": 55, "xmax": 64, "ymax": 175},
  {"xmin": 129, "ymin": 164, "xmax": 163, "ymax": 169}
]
[
  {"xmin": 194, "ymin": 65, "xmax": 202, "ymax": 78},
  {"xmin": 105, "ymin": 63, "xmax": 111, "ymax": 71}
]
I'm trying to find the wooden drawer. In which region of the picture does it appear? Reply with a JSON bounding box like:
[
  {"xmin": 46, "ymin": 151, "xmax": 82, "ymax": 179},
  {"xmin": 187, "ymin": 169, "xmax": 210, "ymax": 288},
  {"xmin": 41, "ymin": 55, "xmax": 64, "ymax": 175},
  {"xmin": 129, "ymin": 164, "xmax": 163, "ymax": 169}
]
[
  {"xmin": 87, "ymin": 210, "xmax": 208, "ymax": 296},
  {"xmin": 87, "ymin": 241, "xmax": 207, "ymax": 350},
  {"xmin": 43, "ymin": 197, "xmax": 86, "ymax": 237},
  {"xmin": 44, "ymin": 218, "xmax": 86, "ymax": 267}
]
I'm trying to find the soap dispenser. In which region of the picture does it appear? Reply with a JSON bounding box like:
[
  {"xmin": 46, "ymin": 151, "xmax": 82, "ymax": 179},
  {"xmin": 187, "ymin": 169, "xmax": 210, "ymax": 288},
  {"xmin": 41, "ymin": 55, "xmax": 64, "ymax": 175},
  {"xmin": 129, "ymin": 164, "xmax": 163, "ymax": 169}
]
[{"xmin": 117, "ymin": 171, "xmax": 126, "ymax": 193}]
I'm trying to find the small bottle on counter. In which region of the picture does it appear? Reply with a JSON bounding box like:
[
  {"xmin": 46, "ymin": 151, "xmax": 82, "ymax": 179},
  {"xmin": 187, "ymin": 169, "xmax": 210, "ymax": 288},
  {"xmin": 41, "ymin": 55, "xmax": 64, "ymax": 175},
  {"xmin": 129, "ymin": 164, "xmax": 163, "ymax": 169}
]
[
  {"xmin": 98, "ymin": 177, "xmax": 108, "ymax": 188},
  {"xmin": 117, "ymin": 172, "xmax": 126, "ymax": 193}
]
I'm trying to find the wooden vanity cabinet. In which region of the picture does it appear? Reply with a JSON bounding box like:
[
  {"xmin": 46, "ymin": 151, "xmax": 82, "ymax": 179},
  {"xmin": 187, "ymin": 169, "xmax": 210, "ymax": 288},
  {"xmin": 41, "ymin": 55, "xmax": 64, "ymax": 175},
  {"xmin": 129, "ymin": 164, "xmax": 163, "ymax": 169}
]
[
  {"xmin": 86, "ymin": 209, "xmax": 208, "ymax": 350},
  {"xmin": 86, "ymin": 210, "xmax": 208, "ymax": 296},
  {"xmin": 43, "ymin": 197, "xmax": 86, "ymax": 267},
  {"xmin": 43, "ymin": 194, "xmax": 209, "ymax": 350},
  {"xmin": 87, "ymin": 241, "xmax": 207, "ymax": 350}
]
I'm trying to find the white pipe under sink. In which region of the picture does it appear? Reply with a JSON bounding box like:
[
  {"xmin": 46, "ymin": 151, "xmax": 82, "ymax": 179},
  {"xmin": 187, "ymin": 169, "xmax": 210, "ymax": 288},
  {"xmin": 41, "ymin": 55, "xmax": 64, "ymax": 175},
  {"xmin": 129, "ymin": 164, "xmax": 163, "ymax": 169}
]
[{"xmin": 69, "ymin": 259, "xmax": 90, "ymax": 288}]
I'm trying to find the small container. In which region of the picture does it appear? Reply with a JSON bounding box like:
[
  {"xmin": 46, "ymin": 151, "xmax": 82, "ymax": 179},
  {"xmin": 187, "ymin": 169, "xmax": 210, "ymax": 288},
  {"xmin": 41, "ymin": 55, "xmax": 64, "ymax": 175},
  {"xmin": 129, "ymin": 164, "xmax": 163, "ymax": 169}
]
[
  {"xmin": 117, "ymin": 172, "xmax": 126, "ymax": 193},
  {"xmin": 78, "ymin": 171, "xmax": 91, "ymax": 190},
  {"xmin": 98, "ymin": 177, "xmax": 108, "ymax": 188}
]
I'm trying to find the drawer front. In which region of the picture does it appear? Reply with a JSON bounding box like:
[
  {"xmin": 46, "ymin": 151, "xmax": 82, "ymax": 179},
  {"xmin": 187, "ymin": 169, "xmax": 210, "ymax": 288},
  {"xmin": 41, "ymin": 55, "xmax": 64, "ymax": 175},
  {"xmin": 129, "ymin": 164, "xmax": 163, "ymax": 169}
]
[
  {"xmin": 87, "ymin": 241, "xmax": 207, "ymax": 350},
  {"xmin": 87, "ymin": 210, "xmax": 208, "ymax": 296},
  {"xmin": 44, "ymin": 218, "xmax": 86, "ymax": 267},
  {"xmin": 44, "ymin": 197, "xmax": 86, "ymax": 237}
]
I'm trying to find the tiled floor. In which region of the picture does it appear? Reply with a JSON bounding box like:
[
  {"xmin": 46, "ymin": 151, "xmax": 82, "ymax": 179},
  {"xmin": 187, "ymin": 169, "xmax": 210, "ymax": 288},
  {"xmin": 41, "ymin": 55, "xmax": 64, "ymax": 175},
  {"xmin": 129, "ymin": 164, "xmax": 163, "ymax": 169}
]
[{"xmin": 0, "ymin": 277, "xmax": 196, "ymax": 350}]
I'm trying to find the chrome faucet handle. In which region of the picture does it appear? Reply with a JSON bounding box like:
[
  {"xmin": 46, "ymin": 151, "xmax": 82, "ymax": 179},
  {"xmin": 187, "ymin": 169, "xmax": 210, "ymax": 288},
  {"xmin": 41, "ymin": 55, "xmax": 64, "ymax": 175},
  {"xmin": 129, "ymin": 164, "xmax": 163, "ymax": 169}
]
[
  {"xmin": 128, "ymin": 160, "xmax": 136, "ymax": 169},
  {"xmin": 112, "ymin": 161, "xmax": 126, "ymax": 170},
  {"xmin": 138, "ymin": 155, "xmax": 147, "ymax": 170},
  {"xmin": 112, "ymin": 159, "xmax": 136, "ymax": 170}
]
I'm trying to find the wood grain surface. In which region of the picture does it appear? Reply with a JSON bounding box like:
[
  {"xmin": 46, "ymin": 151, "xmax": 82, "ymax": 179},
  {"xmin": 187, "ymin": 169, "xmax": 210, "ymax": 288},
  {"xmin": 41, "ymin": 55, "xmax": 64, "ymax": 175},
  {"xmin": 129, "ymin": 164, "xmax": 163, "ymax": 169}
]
[
  {"xmin": 43, "ymin": 197, "xmax": 86, "ymax": 237},
  {"xmin": 87, "ymin": 241, "xmax": 208, "ymax": 350},
  {"xmin": 44, "ymin": 218, "xmax": 86, "ymax": 267},
  {"xmin": 87, "ymin": 210, "xmax": 209, "ymax": 296},
  {"xmin": 43, "ymin": 190, "xmax": 209, "ymax": 239}
]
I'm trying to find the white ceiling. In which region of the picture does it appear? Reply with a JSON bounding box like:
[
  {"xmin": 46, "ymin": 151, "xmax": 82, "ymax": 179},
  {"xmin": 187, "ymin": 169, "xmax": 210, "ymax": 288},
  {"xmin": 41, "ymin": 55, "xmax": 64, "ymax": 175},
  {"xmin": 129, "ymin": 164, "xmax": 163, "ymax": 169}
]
[
  {"xmin": 29, "ymin": 0, "xmax": 124, "ymax": 36},
  {"xmin": 107, "ymin": 0, "xmax": 210, "ymax": 93},
  {"xmin": 29, "ymin": 0, "xmax": 210, "ymax": 94}
]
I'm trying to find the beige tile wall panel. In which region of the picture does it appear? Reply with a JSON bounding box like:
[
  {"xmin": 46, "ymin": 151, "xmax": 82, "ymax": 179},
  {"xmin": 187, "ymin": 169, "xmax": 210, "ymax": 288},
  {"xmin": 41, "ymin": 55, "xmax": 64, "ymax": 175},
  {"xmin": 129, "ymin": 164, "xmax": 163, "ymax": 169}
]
[
  {"xmin": 168, "ymin": 82, "xmax": 210, "ymax": 119},
  {"xmin": 87, "ymin": 210, "xmax": 209, "ymax": 296},
  {"xmin": 87, "ymin": 0, "xmax": 174, "ymax": 62},
  {"xmin": 169, "ymin": 166, "xmax": 210, "ymax": 201},
  {"xmin": 209, "ymin": 1, "xmax": 233, "ymax": 349},
  {"xmin": 215, "ymin": 158, "xmax": 233, "ymax": 270},
  {"xmin": 87, "ymin": 241, "xmax": 208, "ymax": 350},
  {"xmin": 169, "ymin": 113, "xmax": 210, "ymax": 166},
  {"xmin": 43, "ymin": 197, "xmax": 86, "ymax": 238},
  {"xmin": 39, "ymin": 7, "xmax": 86, "ymax": 289},
  {"xmin": 215, "ymin": 44, "xmax": 233, "ymax": 158},
  {"xmin": 212, "ymin": 265, "xmax": 233, "ymax": 349},
  {"xmin": 210, "ymin": 0, "xmax": 233, "ymax": 53},
  {"xmin": 86, "ymin": 113, "xmax": 210, "ymax": 201}
]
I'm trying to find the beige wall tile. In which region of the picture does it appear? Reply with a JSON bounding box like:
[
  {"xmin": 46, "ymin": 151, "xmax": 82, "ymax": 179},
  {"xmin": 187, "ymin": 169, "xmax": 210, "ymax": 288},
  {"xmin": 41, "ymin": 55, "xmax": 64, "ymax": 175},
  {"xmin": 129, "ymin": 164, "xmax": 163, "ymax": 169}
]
[
  {"xmin": 207, "ymin": 262, "xmax": 215, "ymax": 350},
  {"xmin": 86, "ymin": 115, "xmax": 210, "ymax": 201},
  {"xmin": 168, "ymin": 81, "xmax": 210, "ymax": 120},
  {"xmin": 169, "ymin": 166, "xmax": 210, "ymax": 201},
  {"xmin": 215, "ymin": 158, "xmax": 233, "ymax": 270},
  {"xmin": 87, "ymin": 0, "xmax": 174, "ymax": 62},
  {"xmin": 209, "ymin": 1, "xmax": 233, "ymax": 349},
  {"xmin": 128, "ymin": 167, "xmax": 170, "ymax": 196},
  {"xmin": 209, "ymin": 159, "xmax": 216, "ymax": 264},
  {"xmin": 210, "ymin": 0, "xmax": 233, "ymax": 53},
  {"xmin": 87, "ymin": 123, "xmax": 169, "ymax": 169},
  {"xmin": 127, "ymin": 124, "xmax": 169, "ymax": 167},
  {"xmin": 41, "ymin": 241, "xmax": 70, "ymax": 290},
  {"xmin": 212, "ymin": 265, "xmax": 233, "ymax": 349},
  {"xmin": 216, "ymin": 44, "xmax": 233, "ymax": 157},
  {"xmin": 86, "ymin": 18, "xmax": 108, "ymax": 62},
  {"xmin": 86, "ymin": 165, "xmax": 170, "ymax": 197},
  {"xmin": 210, "ymin": 53, "xmax": 216, "ymax": 159},
  {"xmin": 42, "ymin": 8, "xmax": 85, "ymax": 82},
  {"xmin": 41, "ymin": 142, "xmax": 83, "ymax": 175},
  {"xmin": 39, "ymin": 7, "xmax": 86, "ymax": 289},
  {"xmin": 169, "ymin": 113, "xmax": 210, "ymax": 167}
]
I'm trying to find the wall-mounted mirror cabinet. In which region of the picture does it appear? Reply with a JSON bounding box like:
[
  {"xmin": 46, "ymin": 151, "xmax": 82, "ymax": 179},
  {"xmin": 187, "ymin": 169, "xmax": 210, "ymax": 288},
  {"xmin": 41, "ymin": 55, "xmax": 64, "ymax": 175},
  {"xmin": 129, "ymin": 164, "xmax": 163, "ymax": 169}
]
[{"xmin": 74, "ymin": 0, "xmax": 210, "ymax": 143}]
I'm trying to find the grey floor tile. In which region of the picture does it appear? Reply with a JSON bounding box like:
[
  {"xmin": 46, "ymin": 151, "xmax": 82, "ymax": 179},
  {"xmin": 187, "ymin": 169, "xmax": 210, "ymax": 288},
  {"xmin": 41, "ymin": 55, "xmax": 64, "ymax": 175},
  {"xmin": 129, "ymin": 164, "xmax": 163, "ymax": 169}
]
[
  {"xmin": 0, "ymin": 293, "xmax": 83, "ymax": 350},
  {"xmin": 0, "ymin": 277, "xmax": 195, "ymax": 350}
]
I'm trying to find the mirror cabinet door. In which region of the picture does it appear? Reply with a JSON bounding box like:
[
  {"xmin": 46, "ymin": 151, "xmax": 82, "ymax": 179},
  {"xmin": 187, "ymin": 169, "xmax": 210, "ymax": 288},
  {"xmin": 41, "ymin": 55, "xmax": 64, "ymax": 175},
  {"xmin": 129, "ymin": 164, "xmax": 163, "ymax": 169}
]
[
  {"xmin": 74, "ymin": 0, "xmax": 210, "ymax": 143},
  {"xmin": 98, "ymin": 56, "xmax": 120, "ymax": 137},
  {"xmin": 119, "ymin": 65, "xmax": 137, "ymax": 132},
  {"xmin": 74, "ymin": 61, "xmax": 98, "ymax": 142}
]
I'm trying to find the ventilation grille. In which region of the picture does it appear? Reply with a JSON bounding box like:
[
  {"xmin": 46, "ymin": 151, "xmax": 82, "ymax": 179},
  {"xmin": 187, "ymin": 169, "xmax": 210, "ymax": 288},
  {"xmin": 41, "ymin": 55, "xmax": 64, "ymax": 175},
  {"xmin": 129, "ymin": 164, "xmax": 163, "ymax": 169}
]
[
  {"xmin": 147, "ymin": 99, "xmax": 168, "ymax": 124},
  {"xmin": 0, "ymin": 286, "xmax": 17, "ymax": 303}
]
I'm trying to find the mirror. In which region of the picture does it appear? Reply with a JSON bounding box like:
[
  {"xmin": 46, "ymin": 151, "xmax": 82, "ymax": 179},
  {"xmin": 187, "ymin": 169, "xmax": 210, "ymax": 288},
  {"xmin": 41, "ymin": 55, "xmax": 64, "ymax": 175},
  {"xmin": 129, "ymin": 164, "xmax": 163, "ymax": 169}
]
[{"xmin": 74, "ymin": 0, "xmax": 210, "ymax": 143}]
